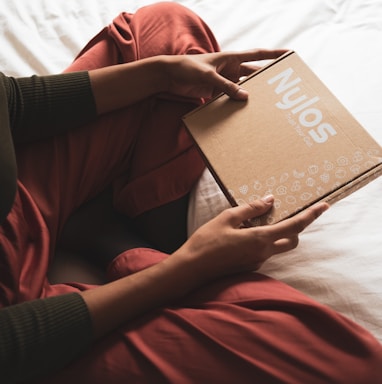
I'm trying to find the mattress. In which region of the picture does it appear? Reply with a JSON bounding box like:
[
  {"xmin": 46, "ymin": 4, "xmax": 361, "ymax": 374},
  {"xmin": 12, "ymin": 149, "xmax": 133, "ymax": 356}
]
[{"xmin": 1, "ymin": 0, "xmax": 381, "ymax": 343}]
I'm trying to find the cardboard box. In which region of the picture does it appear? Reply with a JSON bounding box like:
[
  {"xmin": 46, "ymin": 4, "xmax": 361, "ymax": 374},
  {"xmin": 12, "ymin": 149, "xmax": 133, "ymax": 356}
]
[{"xmin": 183, "ymin": 51, "xmax": 382, "ymax": 225}]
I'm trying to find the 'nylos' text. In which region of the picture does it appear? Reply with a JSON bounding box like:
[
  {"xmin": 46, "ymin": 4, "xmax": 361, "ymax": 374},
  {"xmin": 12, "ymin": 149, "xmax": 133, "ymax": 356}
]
[{"xmin": 267, "ymin": 67, "xmax": 337, "ymax": 144}]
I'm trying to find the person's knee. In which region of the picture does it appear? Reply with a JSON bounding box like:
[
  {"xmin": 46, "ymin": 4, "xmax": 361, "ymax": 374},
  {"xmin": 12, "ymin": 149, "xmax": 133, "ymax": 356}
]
[
  {"xmin": 125, "ymin": 1, "xmax": 218, "ymax": 57},
  {"xmin": 136, "ymin": 2, "xmax": 197, "ymax": 21}
]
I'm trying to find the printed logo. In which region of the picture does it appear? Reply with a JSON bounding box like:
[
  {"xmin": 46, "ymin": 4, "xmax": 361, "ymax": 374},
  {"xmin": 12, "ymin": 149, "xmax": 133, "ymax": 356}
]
[{"xmin": 267, "ymin": 67, "xmax": 338, "ymax": 144}]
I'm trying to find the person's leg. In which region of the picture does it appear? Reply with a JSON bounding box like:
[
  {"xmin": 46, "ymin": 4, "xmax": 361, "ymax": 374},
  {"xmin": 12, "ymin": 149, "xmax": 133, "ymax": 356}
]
[
  {"xmin": 108, "ymin": 2, "xmax": 221, "ymax": 251},
  {"xmin": 56, "ymin": 2, "xmax": 221, "ymax": 265},
  {"xmin": 38, "ymin": 257, "xmax": 382, "ymax": 383},
  {"xmin": 15, "ymin": 2, "xmax": 218, "ymax": 258},
  {"xmin": 2, "ymin": 2, "xmax": 218, "ymax": 302},
  {"xmin": 58, "ymin": 2, "xmax": 222, "ymax": 259}
]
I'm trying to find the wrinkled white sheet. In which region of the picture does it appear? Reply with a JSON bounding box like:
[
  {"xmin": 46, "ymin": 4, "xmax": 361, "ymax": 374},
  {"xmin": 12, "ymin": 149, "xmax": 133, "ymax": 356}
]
[{"xmin": 1, "ymin": 0, "xmax": 381, "ymax": 342}]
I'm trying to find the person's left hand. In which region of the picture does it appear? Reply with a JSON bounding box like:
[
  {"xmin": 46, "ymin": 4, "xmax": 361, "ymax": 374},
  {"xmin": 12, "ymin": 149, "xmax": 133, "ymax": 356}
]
[
  {"xmin": 172, "ymin": 197, "xmax": 329, "ymax": 280},
  {"xmin": 162, "ymin": 48, "xmax": 288, "ymax": 100}
]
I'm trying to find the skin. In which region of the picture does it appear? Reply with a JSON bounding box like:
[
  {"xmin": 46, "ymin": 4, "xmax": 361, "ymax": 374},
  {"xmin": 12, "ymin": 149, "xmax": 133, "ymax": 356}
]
[
  {"xmin": 80, "ymin": 49, "xmax": 330, "ymax": 339},
  {"xmin": 81, "ymin": 197, "xmax": 329, "ymax": 339},
  {"xmin": 89, "ymin": 49, "xmax": 288, "ymax": 113}
]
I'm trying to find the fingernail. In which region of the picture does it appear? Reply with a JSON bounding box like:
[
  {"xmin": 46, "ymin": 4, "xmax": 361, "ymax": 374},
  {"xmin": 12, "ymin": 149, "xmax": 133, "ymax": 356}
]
[
  {"xmin": 312, "ymin": 202, "xmax": 330, "ymax": 218},
  {"xmin": 236, "ymin": 88, "xmax": 248, "ymax": 100},
  {"xmin": 262, "ymin": 194, "xmax": 274, "ymax": 204},
  {"xmin": 319, "ymin": 202, "xmax": 330, "ymax": 213}
]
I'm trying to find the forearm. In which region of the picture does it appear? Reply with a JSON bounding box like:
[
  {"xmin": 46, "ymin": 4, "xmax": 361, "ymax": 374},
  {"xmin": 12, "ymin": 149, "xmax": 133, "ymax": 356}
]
[
  {"xmin": 80, "ymin": 198, "xmax": 329, "ymax": 340},
  {"xmin": 81, "ymin": 251, "xmax": 205, "ymax": 339},
  {"xmin": 89, "ymin": 56, "xmax": 168, "ymax": 115},
  {"xmin": 5, "ymin": 55, "xmax": 168, "ymax": 143}
]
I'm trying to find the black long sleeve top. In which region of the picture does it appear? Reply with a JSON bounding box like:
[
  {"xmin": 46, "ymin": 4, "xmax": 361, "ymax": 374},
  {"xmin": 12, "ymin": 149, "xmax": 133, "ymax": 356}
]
[{"xmin": 0, "ymin": 71, "xmax": 98, "ymax": 383}]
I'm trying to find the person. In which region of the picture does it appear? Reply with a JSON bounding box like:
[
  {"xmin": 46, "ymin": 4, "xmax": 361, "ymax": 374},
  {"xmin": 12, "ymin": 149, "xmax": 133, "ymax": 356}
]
[{"xmin": 0, "ymin": 2, "xmax": 381, "ymax": 383}]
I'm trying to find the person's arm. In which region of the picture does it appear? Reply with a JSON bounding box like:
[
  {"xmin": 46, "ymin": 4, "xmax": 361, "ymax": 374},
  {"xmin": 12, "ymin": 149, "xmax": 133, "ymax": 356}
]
[
  {"xmin": 4, "ymin": 71, "xmax": 97, "ymax": 142},
  {"xmin": 5, "ymin": 48, "xmax": 286, "ymax": 142},
  {"xmin": 0, "ymin": 293, "xmax": 92, "ymax": 383},
  {"xmin": 88, "ymin": 48, "xmax": 288, "ymax": 115},
  {"xmin": 0, "ymin": 198, "xmax": 328, "ymax": 382},
  {"xmin": 80, "ymin": 198, "xmax": 329, "ymax": 339}
]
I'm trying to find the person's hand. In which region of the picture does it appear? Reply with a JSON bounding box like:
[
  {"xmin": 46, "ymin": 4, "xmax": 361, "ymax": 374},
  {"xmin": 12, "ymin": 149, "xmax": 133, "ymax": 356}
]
[
  {"xmin": 162, "ymin": 48, "xmax": 288, "ymax": 100},
  {"xmin": 81, "ymin": 195, "xmax": 328, "ymax": 338},
  {"xmin": 173, "ymin": 196, "xmax": 329, "ymax": 281},
  {"xmin": 89, "ymin": 48, "xmax": 288, "ymax": 115}
]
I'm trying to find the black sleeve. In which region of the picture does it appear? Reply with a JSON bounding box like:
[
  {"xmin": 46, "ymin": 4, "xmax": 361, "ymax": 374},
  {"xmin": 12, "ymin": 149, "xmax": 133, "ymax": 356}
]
[
  {"xmin": 0, "ymin": 293, "xmax": 93, "ymax": 383},
  {"xmin": 3, "ymin": 71, "xmax": 97, "ymax": 143}
]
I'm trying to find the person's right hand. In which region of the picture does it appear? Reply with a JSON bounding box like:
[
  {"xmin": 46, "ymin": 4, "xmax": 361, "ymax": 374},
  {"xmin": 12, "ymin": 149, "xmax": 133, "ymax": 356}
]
[
  {"xmin": 161, "ymin": 48, "xmax": 288, "ymax": 101},
  {"xmin": 173, "ymin": 196, "xmax": 329, "ymax": 281}
]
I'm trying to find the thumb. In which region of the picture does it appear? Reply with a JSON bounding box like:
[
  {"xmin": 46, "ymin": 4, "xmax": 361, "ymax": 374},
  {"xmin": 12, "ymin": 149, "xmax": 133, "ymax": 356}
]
[
  {"xmin": 225, "ymin": 195, "xmax": 274, "ymax": 227},
  {"xmin": 211, "ymin": 72, "xmax": 248, "ymax": 100}
]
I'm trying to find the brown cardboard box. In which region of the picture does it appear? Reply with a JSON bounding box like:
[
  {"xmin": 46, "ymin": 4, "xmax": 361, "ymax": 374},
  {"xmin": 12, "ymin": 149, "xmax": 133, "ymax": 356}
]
[{"xmin": 183, "ymin": 51, "xmax": 382, "ymax": 225}]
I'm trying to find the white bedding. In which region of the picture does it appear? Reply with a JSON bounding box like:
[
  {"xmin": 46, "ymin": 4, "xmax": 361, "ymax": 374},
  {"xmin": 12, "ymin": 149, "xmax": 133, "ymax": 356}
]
[{"xmin": 1, "ymin": 0, "xmax": 381, "ymax": 343}]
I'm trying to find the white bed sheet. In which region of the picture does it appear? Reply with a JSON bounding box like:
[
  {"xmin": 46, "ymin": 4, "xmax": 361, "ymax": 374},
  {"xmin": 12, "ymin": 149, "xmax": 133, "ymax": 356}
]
[{"xmin": 1, "ymin": 0, "xmax": 381, "ymax": 343}]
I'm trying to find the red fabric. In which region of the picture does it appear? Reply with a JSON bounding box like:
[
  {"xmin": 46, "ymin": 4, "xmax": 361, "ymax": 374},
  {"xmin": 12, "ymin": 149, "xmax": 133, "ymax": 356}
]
[
  {"xmin": 48, "ymin": 255, "xmax": 382, "ymax": 384},
  {"xmin": 2, "ymin": 2, "xmax": 215, "ymax": 304},
  {"xmin": 1, "ymin": 2, "xmax": 381, "ymax": 383}
]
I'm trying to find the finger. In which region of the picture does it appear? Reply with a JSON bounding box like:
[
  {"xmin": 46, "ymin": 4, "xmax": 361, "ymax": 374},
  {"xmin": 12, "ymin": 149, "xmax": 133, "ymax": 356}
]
[
  {"xmin": 268, "ymin": 202, "xmax": 330, "ymax": 240},
  {"xmin": 239, "ymin": 63, "xmax": 261, "ymax": 78},
  {"xmin": 212, "ymin": 50, "xmax": 289, "ymax": 99},
  {"xmin": 221, "ymin": 196, "xmax": 274, "ymax": 227},
  {"xmin": 206, "ymin": 69, "xmax": 248, "ymax": 100},
  {"xmin": 233, "ymin": 48, "xmax": 289, "ymax": 64}
]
